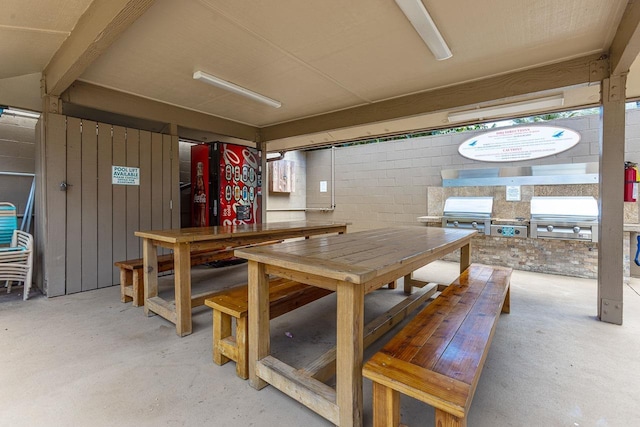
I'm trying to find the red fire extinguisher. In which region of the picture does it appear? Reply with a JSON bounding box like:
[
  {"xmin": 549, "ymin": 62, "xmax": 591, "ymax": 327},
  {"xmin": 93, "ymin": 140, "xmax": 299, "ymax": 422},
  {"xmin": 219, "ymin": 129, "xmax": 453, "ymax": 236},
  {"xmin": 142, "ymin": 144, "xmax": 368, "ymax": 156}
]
[{"xmin": 625, "ymin": 161, "xmax": 639, "ymax": 202}]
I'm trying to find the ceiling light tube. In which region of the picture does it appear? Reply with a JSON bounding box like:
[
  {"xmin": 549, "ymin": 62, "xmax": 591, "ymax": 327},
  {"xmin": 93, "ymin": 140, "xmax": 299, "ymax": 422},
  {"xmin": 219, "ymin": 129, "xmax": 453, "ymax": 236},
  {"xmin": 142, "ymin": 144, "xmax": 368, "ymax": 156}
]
[
  {"xmin": 447, "ymin": 95, "xmax": 565, "ymax": 123},
  {"xmin": 193, "ymin": 70, "xmax": 282, "ymax": 108},
  {"xmin": 395, "ymin": 0, "xmax": 452, "ymax": 60},
  {"xmin": 1, "ymin": 108, "xmax": 41, "ymax": 119}
]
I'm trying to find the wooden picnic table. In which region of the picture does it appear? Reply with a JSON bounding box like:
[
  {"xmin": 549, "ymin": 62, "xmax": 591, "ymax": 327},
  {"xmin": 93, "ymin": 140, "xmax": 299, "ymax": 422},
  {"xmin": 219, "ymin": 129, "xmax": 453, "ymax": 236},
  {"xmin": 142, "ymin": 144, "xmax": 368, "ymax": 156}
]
[
  {"xmin": 235, "ymin": 226, "xmax": 477, "ymax": 427},
  {"xmin": 134, "ymin": 220, "xmax": 348, "ymax": 336}
]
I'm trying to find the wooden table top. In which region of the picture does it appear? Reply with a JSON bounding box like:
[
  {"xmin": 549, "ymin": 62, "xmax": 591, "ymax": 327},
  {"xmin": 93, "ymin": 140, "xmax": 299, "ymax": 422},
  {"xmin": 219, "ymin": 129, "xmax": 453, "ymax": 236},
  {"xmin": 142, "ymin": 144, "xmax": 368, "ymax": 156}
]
[
  {"xmin": 134, "ymin": 220, "xmax": 349, "ymax": 244},
  {"xmin": 235, "ymin": 227, "xmax": 477, "ymax": 285}
]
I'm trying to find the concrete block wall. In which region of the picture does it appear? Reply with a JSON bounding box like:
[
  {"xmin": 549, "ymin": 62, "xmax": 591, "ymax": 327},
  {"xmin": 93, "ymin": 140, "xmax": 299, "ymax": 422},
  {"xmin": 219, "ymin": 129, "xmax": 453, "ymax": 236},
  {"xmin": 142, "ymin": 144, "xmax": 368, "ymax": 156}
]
[
  {"xmin": 306, "ymin": 112, "xmax": 621, "ymax": 232},
  {"xmin": 304, "ymin": 109, "xmax": 640, "ymax": 278}
]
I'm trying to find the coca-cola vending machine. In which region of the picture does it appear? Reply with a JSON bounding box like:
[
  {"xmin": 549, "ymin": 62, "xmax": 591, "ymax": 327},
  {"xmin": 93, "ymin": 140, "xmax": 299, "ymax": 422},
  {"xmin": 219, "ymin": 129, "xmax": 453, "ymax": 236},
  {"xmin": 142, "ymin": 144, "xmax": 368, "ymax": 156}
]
[{"xmin": 191, "ymin": 142, "xmax": 262, "ymax": 227}]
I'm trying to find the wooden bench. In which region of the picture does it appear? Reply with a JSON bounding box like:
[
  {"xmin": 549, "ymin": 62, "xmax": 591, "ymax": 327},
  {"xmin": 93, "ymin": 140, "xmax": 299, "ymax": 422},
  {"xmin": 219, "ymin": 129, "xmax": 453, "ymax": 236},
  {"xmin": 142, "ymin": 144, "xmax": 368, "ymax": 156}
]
[
  {"xmin": 362, "ymin": 263, "xmax": 512, "ymax": 427},
  {"xmin": 116, "ymin": 241, "xmax": 281, "ymax": 306},
  {"xmin": 116, "ymin": 249, "xmax": 234, "ymax": 306},
  {"xmin": 204, "ymin": 277, "xmax": 333, "ymax": 379}
]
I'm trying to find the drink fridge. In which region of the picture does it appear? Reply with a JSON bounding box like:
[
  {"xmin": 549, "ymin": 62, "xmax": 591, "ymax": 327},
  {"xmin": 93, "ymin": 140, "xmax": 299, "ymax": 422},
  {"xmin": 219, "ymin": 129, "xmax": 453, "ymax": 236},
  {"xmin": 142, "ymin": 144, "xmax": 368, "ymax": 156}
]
[{"xmin": 191, "ymin": 142, "xmax": 262, "ymax": 227}]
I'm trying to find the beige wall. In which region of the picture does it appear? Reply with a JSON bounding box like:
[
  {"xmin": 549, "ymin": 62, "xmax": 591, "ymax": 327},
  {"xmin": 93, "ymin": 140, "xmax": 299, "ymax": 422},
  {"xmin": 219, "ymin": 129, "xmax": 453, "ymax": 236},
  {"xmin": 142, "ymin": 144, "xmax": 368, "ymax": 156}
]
[
  {"xmin": 301, "ymin": 110, "xmax": 640, "ymax": 278},
  {"xmin": 0, "ymin": 114, "xmax": 37, "ymax": 219},
  {"xmin": 305, "ymin": 111, "xmax": 640, "ymax": 231},
  {"xmin": 265, "ymin": 151, "xmax": 306, "ymax": 222}
]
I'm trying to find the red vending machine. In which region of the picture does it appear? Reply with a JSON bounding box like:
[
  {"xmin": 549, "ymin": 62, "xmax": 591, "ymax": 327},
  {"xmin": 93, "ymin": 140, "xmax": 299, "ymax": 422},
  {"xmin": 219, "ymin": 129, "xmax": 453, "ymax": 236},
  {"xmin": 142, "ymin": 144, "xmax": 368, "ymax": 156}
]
[{"xmin": 191, "ymin": 142, "xmax": 262, "ymax": 227}]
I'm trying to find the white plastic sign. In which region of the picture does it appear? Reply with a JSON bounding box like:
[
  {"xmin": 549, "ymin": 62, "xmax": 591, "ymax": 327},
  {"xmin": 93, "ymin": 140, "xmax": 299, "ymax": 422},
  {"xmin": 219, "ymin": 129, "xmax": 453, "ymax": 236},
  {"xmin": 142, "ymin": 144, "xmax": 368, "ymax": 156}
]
[
  {"xmin": 458, "ymin": 126, "xmax": 581, "ymax": 162},
  {"xmin": 112, "ymin": 166, "xmax": 140, "ymax": 185}
]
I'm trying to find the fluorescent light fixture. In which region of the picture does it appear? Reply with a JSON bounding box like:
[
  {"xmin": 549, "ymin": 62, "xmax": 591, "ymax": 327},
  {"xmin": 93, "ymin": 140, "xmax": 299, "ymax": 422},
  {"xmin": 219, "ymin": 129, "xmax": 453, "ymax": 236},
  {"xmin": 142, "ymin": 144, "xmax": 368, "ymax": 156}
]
[
  {"xmin": 447, "ymin": 95, "xmax": 565, "ymax": 123},
  {"xmin": 395, "ymin": 0, "xmax": 452, "ymax": 60},
  {"xmin": 0, "ymin": 108, "xmax": 41, "ymax": 119},
  {"xmin": 193, "ymin": 70, "xmax": 281, "ymax": 108}
]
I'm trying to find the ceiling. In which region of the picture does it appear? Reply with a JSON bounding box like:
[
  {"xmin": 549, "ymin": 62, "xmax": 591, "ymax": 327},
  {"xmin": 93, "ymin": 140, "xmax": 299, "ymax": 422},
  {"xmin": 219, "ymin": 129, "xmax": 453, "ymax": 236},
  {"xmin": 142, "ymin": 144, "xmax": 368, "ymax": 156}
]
[{"xmin": 2, "ymin": 0, "xmax": 640, "ymax": 151}]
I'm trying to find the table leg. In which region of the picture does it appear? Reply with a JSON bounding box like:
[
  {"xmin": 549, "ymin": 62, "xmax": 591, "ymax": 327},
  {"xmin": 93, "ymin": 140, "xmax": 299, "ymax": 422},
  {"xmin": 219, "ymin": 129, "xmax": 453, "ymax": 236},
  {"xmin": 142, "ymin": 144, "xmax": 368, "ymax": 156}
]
[
  {"xmin": 143, "ymin": 238, "xmax": 158, "ymax": 317},
  {"xmin": 336, "ymin": 281, "xmax": 364, "ymax": 427},
  {"xmin": 174, "ymin": 242, "xmax": 192, "ymax": 337},
  {"xmin": 460, "ymin": 242, "xmax": 471, "ymax": 273},
  {"xmin": 248, "ymin": 260, "xmax": 269, "ymax": 390}
]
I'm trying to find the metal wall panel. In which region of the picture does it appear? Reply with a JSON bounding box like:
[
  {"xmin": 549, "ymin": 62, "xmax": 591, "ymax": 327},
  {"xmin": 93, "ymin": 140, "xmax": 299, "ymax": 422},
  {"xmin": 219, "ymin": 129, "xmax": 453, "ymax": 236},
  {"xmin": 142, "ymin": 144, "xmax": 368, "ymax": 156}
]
[
  {"xmin": 112, "ymin": 126, "xmax": 127, "ymax": 283},
  {"xmin": 126, "ymin": 129, "xmax": 140, "ymax": 260},
  {"xmin": 44, "ymin": 114, "xmax": 67, "ymax": 297},
  {"xmin": 171, "ymin": 135, "xmax": 180, "ymax": 228},
  {"xmin": 42, "ymin": 115, "xmax": 179, "ymax": 295},
  {"xmin": 138, "ymin": 130, "xmax": 152, "ymax": 255},
  {"xmin": 162, "ymin": 134, "xmax": 172, "ymax": 231},
  {"xmin": 97, "ymin": 122, "xmax": 113, "ymax": 288},
  {"xmin": 81, "ymin": 120, "xmax": 98, "ymax": 291},
  {"xmin": 65, "ymin": 117, "xmax": 82, "ymax": 294}
]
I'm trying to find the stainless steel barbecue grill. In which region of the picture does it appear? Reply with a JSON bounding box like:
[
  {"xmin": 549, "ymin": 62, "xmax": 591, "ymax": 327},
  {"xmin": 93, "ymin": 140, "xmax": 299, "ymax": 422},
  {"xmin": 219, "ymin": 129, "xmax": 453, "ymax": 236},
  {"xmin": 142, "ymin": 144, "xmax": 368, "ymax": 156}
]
[
  {"xmin": 529, "ymin": 196, "xmax": 598, "ymax": 242},
  {"xmin": 442, "ymin": 197, "xmax": 493, "ymax": 234}
]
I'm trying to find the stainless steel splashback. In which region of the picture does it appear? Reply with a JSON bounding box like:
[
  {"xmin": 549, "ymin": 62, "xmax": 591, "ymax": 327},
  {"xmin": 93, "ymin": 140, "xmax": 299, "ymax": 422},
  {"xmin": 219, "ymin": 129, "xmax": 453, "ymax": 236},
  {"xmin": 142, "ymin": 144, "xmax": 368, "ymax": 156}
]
[{"xmin": 441, "ymin": 162, "xmax": 598, "ymax": 187}]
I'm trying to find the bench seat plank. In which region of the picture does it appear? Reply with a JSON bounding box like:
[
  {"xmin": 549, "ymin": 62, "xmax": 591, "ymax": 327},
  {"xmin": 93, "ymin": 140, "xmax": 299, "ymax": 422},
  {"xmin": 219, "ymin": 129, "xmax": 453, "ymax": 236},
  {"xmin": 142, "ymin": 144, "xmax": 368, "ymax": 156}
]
[
  {"xmin": 363, "ymin": 263, "xmax": 511, "ymax": 426},
  {"xmin": 364, "ymin": 353, "xmax": 470, "ymax": 417}
]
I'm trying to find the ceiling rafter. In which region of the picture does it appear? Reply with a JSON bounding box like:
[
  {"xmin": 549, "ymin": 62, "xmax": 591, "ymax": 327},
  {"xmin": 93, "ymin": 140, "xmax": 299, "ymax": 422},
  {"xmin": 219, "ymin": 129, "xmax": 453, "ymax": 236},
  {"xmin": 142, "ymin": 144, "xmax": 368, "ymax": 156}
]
[
  {"xmin": 610, "ymin": 0, "xmax": 640, "ymax": 76},
  {"xmin": 260, "ymin": 53, "xmax": 608, "ymax": 142},
  {"xmin": 43, "ymin": 0, "xmax": 156, "ymax": 97},
  {"xmin": 62, "ymin": 81, "xmax": 259, "ymax": 142}
]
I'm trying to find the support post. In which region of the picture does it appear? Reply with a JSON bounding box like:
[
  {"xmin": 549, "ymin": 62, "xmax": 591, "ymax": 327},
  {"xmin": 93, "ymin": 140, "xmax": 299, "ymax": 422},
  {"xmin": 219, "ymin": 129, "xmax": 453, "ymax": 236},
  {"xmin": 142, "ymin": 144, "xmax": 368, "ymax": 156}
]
[{"xmin": 598, "ymin": 75, "xmax": 626, "ymax": 325}]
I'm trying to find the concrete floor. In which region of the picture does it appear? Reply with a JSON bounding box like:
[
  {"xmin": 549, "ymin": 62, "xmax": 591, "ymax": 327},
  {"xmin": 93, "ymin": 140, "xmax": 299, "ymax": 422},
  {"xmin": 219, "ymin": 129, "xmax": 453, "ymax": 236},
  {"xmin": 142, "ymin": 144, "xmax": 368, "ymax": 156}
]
[{"xmin": 2, "ymin": 260, "xmax": 640, "ymax": 427}]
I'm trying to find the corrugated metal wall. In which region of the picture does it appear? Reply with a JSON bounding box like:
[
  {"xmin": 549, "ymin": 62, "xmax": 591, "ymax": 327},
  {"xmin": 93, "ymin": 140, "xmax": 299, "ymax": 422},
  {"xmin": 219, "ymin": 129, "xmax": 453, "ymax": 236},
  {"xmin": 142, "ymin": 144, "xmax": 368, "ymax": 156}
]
[{"xmin": 40, "ymin": 113, "xmax": 179, "ymax": 296}]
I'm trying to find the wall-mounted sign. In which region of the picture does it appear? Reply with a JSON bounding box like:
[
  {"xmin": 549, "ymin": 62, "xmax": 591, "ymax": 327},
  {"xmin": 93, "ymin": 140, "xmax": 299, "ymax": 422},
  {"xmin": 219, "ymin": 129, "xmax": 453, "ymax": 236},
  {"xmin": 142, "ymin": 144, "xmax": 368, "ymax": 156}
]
[
  {"xmin": 112, "ymin": 166, "xmax": 140, "ymax": 186},
  {"xmin": 506, "ymin": 185, "xmax": 521, "ymax": 201},
  {"xmin": 458, "ymin": 126, "xmax": 581, "ymax": 162}
]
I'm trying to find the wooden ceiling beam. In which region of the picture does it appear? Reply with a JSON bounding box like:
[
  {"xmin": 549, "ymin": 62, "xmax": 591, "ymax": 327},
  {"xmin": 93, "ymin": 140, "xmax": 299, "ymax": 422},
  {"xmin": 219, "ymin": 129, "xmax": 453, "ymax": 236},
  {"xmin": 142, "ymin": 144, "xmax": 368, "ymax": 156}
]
[
  {"xmin": 610, "ymin": 1, "xmax": 640, "ymax": 76},
  {"xmin": 260, "ymin": 53, "xmax": 608, "ymax": 142},
  {"xmin": 62, "ymin": 81, "xmax": 259, "ymax": 141},
  {"xmin": 43, "ymin": 0, "xmax": 155, "ymax": 97}
]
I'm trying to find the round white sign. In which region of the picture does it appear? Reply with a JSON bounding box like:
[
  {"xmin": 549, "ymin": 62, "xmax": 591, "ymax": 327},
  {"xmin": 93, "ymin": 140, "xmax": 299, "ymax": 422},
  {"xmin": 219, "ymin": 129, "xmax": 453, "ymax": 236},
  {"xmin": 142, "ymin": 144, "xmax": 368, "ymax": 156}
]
[{"xmin": 458, "ymin": 126, "xmax": 581, "ymax": 162}]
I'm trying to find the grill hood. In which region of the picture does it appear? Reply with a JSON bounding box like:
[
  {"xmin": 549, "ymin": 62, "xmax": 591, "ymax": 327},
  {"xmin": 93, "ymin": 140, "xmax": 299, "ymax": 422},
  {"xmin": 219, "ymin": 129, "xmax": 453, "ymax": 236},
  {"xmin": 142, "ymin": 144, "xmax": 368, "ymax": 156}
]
[
  {"xmin": 443, "ymin": 197, "xmax": 494, "ymax": 218},
  {"xmin": 530, "ymin": 196, "xmax": 598, "ymax": 222},
  {"xmin": 442, "ymin": 197, "xmax": 494, "ymax": 234},
  {"xmin": 529, "ymin": 196, "xmax": 598, "ymax": 242}
]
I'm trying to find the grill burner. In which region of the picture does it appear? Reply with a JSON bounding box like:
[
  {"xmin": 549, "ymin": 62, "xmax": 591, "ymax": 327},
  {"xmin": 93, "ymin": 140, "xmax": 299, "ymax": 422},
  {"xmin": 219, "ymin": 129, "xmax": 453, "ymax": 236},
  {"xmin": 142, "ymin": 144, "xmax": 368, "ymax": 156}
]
[
  {"xmin": 529, "ymin": 196, "xmax": 598, "ymax": 242},
  {"xmin": 442, "ymin": 197, "xmax": 493, "ymax": 234}
]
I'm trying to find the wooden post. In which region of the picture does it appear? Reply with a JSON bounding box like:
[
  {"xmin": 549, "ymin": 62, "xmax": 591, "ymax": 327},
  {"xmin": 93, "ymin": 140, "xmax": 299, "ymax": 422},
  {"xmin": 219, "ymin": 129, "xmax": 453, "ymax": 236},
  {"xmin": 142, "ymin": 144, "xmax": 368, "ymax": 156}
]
[
  {"xmin": 598, "ymin": 75, "xmax": 626, "ymax": 325},
  {"xmin": 143, "ymin": 238, "xmax": 158, "ymax": 316},
  {"xmin": 460, "ymin": 242, "xmax": 471, "ymax": 273},
  {"xmin": 174, "ymin": 242, "xmax": 192, "ymax": 336},
  {"xmin": 372, "ymin": 383, "xmax": 400, "ymax": 427},
  {"xmin": 336, "ymin": 281, "xmax": 364, "ymax": 427},
  {"xmin": 248, "ymin": 260, "xmax": 270, "ymax": 389}
]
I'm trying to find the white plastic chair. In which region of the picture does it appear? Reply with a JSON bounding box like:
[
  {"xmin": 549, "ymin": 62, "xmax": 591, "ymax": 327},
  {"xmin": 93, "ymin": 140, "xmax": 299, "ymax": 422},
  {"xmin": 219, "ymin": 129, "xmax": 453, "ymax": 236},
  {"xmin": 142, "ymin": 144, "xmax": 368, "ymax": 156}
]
[{"xmin": 0, "ymin": 230, "xmax": 33, "ymax": 300}]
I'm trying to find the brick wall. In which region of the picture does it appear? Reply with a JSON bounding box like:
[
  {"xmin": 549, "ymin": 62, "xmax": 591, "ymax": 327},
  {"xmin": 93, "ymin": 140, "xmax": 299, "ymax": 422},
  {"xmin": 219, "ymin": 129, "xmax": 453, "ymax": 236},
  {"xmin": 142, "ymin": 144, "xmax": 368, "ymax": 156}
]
[{"xmin": 440, "ymin": 235, "xmax": 599, "ymax": 279}]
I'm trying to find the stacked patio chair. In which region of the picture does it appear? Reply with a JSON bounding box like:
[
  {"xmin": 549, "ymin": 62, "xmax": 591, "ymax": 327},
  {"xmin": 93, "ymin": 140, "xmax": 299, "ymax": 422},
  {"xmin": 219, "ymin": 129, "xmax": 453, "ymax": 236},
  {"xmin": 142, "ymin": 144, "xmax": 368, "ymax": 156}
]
[
  {"xmin": 0, "ymin": 227, "xmax": 34, "ymax": 300},
  {"xmin": 0, "ymin": 202, "xmax": 18, "ymax": 246}
]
